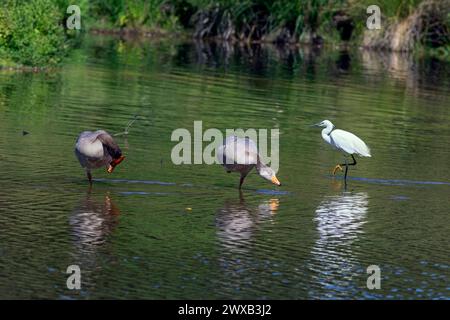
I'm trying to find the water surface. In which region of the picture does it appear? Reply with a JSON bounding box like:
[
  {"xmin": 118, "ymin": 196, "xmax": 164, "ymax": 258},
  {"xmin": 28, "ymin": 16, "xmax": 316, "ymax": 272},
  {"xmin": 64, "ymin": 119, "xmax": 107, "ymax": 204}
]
[{"xmin": 0, "ymin": 37, "xmax": 448, "ymax": 299}]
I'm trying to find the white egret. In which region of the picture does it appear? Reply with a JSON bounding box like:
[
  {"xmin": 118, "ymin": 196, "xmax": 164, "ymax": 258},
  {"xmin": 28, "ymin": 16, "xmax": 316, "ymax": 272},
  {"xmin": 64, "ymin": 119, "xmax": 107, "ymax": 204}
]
[
  {"xmin": 217, "ymin": 136, "xmax": 281, "ymax": 189},
  {"xmin": 313, "ymin": 120, "xmax": 371, "ymax": 182},
  {"xmin": 75, "ymin": 130, "xmax": 125, "ymax": 184}
]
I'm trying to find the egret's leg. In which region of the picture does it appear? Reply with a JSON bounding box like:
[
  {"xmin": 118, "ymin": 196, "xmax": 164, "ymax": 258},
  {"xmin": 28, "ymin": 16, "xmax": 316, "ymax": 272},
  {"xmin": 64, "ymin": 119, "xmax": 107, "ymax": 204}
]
[
  {"xmin": 334, "ymin": 155, "xmax": 357, "ymax": 175},
  {"xmin": 348, "ymin": 155, "xmax": 357, "ymax": 166},
  {"xmin": 346, "ymin": 155, "xmax": 357, "ymax": 183},
  {"xmin": 340, "ymin": 155, "xmax": 357, "ymax": 167},
  {"xmin": 344, "ymin": 159, "xmax": 349, "ymax": 181}
]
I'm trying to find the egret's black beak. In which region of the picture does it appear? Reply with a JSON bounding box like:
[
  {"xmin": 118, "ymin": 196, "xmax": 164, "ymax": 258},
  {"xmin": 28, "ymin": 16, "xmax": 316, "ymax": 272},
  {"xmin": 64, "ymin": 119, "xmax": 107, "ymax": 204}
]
[{"xmin": 311, "ymin": 123, "xmax": 321, "ymax": 127}]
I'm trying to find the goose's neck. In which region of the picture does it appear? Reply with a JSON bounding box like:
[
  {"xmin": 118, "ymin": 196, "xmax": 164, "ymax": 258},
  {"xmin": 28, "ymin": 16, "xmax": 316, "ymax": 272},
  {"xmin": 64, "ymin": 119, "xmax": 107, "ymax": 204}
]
[{"xmin": 256, "ymin": 156, "xmax": 267, "ymax": 173}]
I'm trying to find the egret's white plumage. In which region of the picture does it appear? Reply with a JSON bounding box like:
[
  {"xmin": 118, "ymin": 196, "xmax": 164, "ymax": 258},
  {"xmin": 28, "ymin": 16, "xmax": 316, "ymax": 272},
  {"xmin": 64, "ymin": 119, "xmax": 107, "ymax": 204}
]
[
  {"xmin": 314, "ymin": 120, "xmax": 371, "ymax": 181},
  {"xmin": 318, "ymin": 120, "xmax": 371, "ymax": 157},
  {"xmin": 217, "ymin": 136, "xmax": 281, "ymax": 189},
  {"xmin": 329, "ymin": 129, "xmax": 371, "ymax": 157}
]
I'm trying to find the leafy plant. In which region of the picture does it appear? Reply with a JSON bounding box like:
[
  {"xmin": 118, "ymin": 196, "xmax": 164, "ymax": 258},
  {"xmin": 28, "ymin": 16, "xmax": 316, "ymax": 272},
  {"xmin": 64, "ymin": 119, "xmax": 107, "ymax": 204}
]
[{"xmin": 0, "ymin": 0, "xmax": 68, "ymax": 66}]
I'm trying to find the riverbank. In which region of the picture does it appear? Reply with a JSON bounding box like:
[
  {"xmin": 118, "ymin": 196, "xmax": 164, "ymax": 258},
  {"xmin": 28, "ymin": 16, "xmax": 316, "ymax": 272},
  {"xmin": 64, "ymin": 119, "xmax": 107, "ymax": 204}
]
[
  {"xmin": 87, "ymin": 0, "xmax": 449, "ymax": 58},
  {"xmin": 0, "ymin": 0, "xmax": 448, "ymax": 68}
]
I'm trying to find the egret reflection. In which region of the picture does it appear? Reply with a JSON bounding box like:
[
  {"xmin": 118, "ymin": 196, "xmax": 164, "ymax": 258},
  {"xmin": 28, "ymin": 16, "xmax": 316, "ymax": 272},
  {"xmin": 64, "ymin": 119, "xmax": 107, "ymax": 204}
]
[{"xmin": 309, "ymin": 192, "xmax": 369, "ymax": 294}]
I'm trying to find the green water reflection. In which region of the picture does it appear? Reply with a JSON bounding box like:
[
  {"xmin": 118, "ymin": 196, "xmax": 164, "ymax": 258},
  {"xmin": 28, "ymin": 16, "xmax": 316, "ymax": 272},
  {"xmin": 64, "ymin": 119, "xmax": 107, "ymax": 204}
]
[{"xmin": 0, "ymin": 36, "xmax": 448, "ymax": 299}]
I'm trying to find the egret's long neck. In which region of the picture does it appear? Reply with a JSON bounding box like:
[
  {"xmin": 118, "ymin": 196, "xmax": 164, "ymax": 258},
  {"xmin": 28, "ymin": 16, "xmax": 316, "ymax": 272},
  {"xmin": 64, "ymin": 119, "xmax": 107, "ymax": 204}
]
[{"xmin": 321, "ymin": 124, "xmax": 333, "ymax": 144}]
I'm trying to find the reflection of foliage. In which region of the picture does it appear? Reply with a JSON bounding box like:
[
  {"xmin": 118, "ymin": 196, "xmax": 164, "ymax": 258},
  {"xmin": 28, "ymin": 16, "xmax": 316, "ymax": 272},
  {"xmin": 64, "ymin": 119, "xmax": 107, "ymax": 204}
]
[
  {"xmin": 0, "ymin": 0, "xmax": 69, "ymax": 67},
  {"xmin": 0, "ymin": 71, "xmax": 63, "ymax": 117}
]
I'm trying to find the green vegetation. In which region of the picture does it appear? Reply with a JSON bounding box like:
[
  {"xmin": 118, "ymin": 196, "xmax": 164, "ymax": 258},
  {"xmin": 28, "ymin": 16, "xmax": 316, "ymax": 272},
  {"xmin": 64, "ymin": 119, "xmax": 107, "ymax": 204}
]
[
  {"xmin": 184, "ymin": 0, "xmax": 345, "ymax": 43},
  {"xmin": 0, "ymin": 0, "xmax": 448, "ymax": 67},
  {"xmin": 87, "ymin": 0, "xmax": 180, "ymax": 31},
  {"xmin": 356, "ymin": 0, "xmax": 449, "ymax": 57},
  {"xmin": 87, "ymin": 0, "xmax": 449, "ymax": 56},
  {"xmin": 0, "ymin": 0, "xmax": 69, "ymax": 67}
]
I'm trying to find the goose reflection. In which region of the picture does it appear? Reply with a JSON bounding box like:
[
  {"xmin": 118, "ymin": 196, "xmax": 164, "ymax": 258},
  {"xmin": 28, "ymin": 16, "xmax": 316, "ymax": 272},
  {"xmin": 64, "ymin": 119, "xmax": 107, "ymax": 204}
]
[
  {"xmin": 309, "ymin": 191, "xmax": 368, "ymax": 293},
  {"xmin": 216, "ymin": 193, "xmax": 279, "ymax": 254},
  {"xmin": 215, "ymin": 192, "xmax": 279, "ymax": 292},
  {"xmin": 67, "ymin": 191, "xmax": 120, "ymax": 293},
  {"xmin": 70, "ymin": 191, "xmax": 120, "ymax": 251}
]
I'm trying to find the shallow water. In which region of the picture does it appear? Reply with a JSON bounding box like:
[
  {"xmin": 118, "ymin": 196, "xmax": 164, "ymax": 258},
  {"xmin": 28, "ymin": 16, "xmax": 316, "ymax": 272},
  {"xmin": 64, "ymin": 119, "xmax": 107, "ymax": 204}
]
[{"xmin": 0, "ymin": 37, "xmax": 449, "ymax": 299}]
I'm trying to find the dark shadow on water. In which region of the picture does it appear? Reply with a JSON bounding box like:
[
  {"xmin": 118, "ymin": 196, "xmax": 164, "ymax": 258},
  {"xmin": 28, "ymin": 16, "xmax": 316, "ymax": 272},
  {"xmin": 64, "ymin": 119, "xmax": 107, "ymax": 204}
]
[
  {"xmin": 168, "ymin": 40, "xmax": 450, "ymax": 94},
  {"xmin": 352, "ymin": 176, "xmax": 450, "ymax": 186},
  {"xmin": 255, "ymin": 189, "xmax": 290, "ymax": 195},
  {"xmin": 94, "ymin": 178, "xmax": 176, "ymax": 186},
  {"xmin": 119, "ymin": 191, "xmax": 175, "ymax": 196},
  {"xmin": 329, "ymin": 174, "xmax": 450, "ymax": 187},
  {"xmin": 336, "ymin": 50, "xmax": 351, "ymax": 73}
]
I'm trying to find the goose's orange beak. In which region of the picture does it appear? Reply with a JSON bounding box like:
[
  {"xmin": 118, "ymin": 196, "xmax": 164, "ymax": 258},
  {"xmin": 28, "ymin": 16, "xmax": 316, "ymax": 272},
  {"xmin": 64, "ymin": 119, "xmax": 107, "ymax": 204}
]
[
  {"xmin": 271, "ymin": 176, "xmax": 281, "ymax": 186},
  {"xmin": 107, "ymin": 155, "xmax": 125, "ymax": 173}
]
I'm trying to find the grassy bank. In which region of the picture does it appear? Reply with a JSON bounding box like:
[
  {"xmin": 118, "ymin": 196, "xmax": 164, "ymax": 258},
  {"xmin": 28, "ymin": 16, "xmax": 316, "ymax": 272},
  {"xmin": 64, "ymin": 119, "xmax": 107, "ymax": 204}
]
[
  {"xmin": 0, "ymin": 0, "xmax": 448, "ymax": 67},
  {"xmin": 87, "ymin": 0, "xmax": 450, "ymax": 57}
]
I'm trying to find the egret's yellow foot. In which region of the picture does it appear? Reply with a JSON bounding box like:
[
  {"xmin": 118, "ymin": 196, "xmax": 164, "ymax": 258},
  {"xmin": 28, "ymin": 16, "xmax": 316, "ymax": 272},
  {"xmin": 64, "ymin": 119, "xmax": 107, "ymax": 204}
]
[{"xmin": 333, "ymin": 164, "xmax": 343, "ymax": 175}]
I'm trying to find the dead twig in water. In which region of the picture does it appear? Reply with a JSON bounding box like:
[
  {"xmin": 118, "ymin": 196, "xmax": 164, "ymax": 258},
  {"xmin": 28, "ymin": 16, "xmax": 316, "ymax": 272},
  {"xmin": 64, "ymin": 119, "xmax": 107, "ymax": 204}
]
[{"xmin": 114, "ymin": 115, "xmax": 140, "ymax": 137}]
